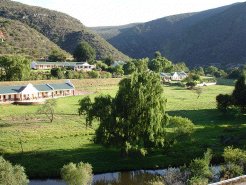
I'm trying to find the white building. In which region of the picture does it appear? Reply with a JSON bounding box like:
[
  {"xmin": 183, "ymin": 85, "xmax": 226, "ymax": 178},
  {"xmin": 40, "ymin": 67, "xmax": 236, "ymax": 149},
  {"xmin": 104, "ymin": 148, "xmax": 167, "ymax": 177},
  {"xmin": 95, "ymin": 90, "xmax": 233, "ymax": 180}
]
[
  {"xmin": 161, "ymin": 71, "xmax": 188, "ymax": 81},
  {"xmin": 31, "ymin": 61, "xmax": 96, "ymax": 71},
  {"xmin": 0, "ymin": 81, "xmax": 75, "ymax": 104}
]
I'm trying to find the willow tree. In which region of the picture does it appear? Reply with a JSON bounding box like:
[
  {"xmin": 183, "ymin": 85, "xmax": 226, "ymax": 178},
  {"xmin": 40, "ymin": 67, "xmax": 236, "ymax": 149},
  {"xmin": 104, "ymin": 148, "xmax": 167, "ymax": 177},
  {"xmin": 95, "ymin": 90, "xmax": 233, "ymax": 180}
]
[
  {"xmin": 80, "ymin": 71, "xmax": 168, "ymax": 154},
  {"xmin": 112, "ymin": 71, "xmax": 168, "ymax": 149}
]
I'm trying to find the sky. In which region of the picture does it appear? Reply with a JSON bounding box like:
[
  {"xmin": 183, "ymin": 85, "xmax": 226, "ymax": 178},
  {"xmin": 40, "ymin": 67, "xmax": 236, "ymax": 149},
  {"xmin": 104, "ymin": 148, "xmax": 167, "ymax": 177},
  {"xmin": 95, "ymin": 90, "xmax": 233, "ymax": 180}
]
[{"xmin": 14, "ymin": 0, "xmax": 245, "ymax": 27}]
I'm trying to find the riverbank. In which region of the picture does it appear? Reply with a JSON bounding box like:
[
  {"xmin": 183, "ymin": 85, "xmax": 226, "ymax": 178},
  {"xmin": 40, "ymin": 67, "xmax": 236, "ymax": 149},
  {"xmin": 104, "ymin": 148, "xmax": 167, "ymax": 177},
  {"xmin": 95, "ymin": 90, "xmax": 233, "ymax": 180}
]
[{"xmin": 29, "ymin": 169, "xmax": 164, "ymax": 185}]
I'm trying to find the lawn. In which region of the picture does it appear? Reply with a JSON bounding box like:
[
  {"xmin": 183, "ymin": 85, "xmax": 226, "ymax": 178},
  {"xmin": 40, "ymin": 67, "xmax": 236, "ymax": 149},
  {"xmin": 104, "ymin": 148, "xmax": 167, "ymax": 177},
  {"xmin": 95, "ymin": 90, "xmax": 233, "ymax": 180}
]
[{"xmin": 1, "ymin": 78, "xmax": 246, "ymax": 179}]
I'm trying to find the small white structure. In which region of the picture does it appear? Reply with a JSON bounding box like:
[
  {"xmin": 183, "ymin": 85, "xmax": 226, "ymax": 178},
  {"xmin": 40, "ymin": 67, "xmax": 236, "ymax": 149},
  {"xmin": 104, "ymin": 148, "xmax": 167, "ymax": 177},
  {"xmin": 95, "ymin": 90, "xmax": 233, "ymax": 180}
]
[
  {"xmin": 196, "ymin": 82, "xmax": 217, "ymax": 87},
  {"xmin": 161, "ymin": 71, "xmax": 188, "ymax": 81}
]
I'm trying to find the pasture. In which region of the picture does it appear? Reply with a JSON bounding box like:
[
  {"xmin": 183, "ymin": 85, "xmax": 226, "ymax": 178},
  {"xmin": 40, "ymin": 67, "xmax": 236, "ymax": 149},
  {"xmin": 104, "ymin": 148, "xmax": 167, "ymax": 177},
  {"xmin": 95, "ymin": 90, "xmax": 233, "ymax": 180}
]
[{"xmin": 1, "ymin": 78, "xmax": 246, "ymax": 178}]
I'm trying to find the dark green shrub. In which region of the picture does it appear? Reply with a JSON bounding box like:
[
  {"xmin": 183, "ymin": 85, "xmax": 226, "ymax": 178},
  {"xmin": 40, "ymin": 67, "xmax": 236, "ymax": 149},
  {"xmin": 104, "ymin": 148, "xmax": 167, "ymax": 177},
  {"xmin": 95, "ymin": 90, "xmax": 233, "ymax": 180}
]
[
  {"xmin": 216, "ymin": 94, "xmax": 232, "ymax": 113},
  {"xmin": 223, "ymin": 147, "xmax": 246, "ymax": 169},
  {"xmin": 61, "ymin": 162, "xmax": 93, "ymax": 185},
  {"xmin": 186, "ymin": 81, "xmax": 197, "ymax": 89},
  {"xmin": 189, "ymin": 149, "xmax": 213, "ymax": 182},
  {"xmin": 169, "ymin": 116, "xmax": 194, "ymax": 136}
]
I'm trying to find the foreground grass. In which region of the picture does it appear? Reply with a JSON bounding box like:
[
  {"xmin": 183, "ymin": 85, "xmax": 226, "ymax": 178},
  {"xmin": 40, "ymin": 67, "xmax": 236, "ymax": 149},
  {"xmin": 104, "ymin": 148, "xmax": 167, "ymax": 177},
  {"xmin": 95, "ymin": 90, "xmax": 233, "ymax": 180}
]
[{"xmin": 1, "ymin": 79, "xmax": 246, "ymax": 178}]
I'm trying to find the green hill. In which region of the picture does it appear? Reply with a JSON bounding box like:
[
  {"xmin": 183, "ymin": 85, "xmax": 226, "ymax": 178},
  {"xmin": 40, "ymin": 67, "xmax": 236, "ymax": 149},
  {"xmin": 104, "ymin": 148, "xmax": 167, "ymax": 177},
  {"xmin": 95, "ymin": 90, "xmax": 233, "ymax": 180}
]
[
  {"xmin": 0, "ymin": 17, "xmax": 70, "ymax": 58},
  {"xmin": 92, "ymin": 3, "xmax": 246, "ymax": 66},
  {"xmin": 0, "ymin": 0, "xmax": 129, "ymax": 60}
]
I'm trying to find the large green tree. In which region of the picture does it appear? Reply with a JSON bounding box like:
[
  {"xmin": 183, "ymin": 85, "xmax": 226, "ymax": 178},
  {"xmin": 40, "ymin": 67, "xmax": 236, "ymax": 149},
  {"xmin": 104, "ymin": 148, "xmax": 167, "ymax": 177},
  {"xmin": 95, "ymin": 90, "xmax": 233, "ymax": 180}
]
[
  {"xmin": 123, "ymin": 61, "xmax": 136, "ymax": 75},
  {"xmin": 133, "ymin": 58, "xmax": 149, "ymax": 72},
  {"xmin": 148, "ymin": 51, "xmax": 172, "ymax": 73},
  {"xmin": 48, "ymin": 49, "xmax": 67, "ymax": 62},
  {"xmin": 73, "ymin": 41, "xmax": 96, "ymax": 63},
  {"xmin": 0, "ymin": 55, "xmax": 30, "ymax": 81},
  {"xmin": 232, "ymin": 75, "xmax": 246, "ymax": 112},
  {"xmin": 172, "ymin": 62, "xmax": 189, "ymax": 72},
  {"xmin": 79, "ymin": 71, "xmax": 194, "ymax": 155},
  {"xmin": 79, "ymin": 71, "xmax": 168, "ymax": 154},
  {"xmin": 103, "ymin": 56, "xmax": 114, "ymax": 66},
  {"xmin": 216, "ymin": 75, "xmax": 246, "ymax": 113},
  {"xmin": 112, "ymin": 72, "xmax": 168, "ymax": 148}
]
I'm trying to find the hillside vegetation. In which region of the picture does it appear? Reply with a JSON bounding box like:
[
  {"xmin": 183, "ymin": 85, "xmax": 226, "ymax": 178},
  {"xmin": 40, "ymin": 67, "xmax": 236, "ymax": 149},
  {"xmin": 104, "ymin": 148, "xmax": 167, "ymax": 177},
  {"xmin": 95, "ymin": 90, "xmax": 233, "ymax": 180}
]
[
  {"xmin": 0, "ymin": 0, "xmax": 129, "ymax": 60},
  {"xmin": 93, "ymin": 2, "xmax": 246, "ymax": 66},
  {"xmin": 0, "ymin": 17, "xmax": 70, "ymax": 58}
]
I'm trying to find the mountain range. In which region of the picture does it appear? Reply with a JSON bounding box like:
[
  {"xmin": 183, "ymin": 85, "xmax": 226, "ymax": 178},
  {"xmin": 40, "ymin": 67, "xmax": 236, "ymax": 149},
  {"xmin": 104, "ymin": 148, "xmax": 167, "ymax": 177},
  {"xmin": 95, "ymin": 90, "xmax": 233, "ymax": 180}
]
[
  {"xmin": 92, "ymin": 2, "xmax": 246, "ymax": 66},
  {"xmin": 1, "ymin": 0, "xmax": 246, "ymax": 66},
  {"xmin": 0, "ymin": 0, "xmax": 129, "ymax": 60}
]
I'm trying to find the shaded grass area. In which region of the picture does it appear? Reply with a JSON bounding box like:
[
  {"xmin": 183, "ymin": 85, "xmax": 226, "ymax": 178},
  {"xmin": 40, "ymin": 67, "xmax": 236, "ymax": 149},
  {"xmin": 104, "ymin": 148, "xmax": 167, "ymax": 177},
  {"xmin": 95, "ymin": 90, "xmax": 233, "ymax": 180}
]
[{"xmin": 1, "ymin": 82, "xmax": 246, "ymax": 179}]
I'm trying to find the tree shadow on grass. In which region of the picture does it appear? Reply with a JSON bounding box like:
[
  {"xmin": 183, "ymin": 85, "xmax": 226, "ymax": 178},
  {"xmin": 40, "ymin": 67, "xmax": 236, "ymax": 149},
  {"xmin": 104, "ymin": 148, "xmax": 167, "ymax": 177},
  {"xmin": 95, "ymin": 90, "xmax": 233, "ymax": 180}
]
[
  {"xmin": 168, "ymin": 109, "xmax": 246, "ymax": 125},
  {"xmin": 4, "ymin": 142, "xmax": 194, "ymax": 179},
  {"xmin": 5, "ymin": 122, "xmax": 246, "ymax": 180},
  {"xmin": 0, "ymin": 122, "xmax": 12, "ymax": 128},
  {"xmin": 168, "ymin": 123, "xmax": 246, "ymax": 167}
]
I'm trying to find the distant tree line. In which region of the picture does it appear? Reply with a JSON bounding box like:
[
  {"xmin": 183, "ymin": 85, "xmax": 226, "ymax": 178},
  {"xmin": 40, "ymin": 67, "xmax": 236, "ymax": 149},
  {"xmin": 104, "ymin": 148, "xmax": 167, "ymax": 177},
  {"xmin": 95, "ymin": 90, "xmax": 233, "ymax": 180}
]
[{"xmin": 1, "ymin": 46, "xmax": 245, "ymax": 82}]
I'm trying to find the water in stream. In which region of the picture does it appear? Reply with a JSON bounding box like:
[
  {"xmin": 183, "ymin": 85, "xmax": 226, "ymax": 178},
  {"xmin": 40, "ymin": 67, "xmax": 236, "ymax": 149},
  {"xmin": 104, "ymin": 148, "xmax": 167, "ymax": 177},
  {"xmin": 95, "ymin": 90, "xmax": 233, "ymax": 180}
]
[{"xmin": 30, "ymin": 166, "xmax": 220, "ymax": 185}]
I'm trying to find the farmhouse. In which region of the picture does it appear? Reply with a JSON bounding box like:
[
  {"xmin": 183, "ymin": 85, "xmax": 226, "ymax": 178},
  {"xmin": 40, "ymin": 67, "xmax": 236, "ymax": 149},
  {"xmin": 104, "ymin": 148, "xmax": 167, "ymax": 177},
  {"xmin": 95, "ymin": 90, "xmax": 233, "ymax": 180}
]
[
  {"xmin": 0, "ymin": 80, "xmax": 75, "ymax": 104},
  {"xmin": 31, "ymin": 61, "xmax": 96, "ymax": 71},
  {"xmin": 161, "ymin": 71, "xmax": 188, "ymax": 81}
]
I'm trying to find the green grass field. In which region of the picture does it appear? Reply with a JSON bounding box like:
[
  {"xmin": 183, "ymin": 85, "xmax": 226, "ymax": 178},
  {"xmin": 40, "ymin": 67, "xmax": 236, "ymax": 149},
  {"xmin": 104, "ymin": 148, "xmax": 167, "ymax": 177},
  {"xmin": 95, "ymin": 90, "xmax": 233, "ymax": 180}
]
[{"xmin": 1, "ymin": 78, "xmax": 246, "ymax": 179}]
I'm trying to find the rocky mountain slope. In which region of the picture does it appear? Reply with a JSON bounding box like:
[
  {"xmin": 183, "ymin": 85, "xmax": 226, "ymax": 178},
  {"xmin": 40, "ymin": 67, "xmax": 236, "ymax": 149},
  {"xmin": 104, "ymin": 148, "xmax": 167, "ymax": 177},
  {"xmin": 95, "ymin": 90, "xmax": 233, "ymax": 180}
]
[
  {"xmin": 0, "ymin": 17, "xmax": 70, "ymax": 58},
  {"xmin": 0, "ymin": 0, "xmax": 129, "ymax": 60}
]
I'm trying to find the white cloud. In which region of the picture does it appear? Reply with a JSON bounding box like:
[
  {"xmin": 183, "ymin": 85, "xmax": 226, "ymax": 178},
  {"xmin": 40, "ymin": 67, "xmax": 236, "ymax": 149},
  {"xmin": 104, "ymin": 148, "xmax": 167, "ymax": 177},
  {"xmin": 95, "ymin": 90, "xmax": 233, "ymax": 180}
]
[{"xmin": 14, "ymin": 0, "xmax": 245, "ymax": 26}]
